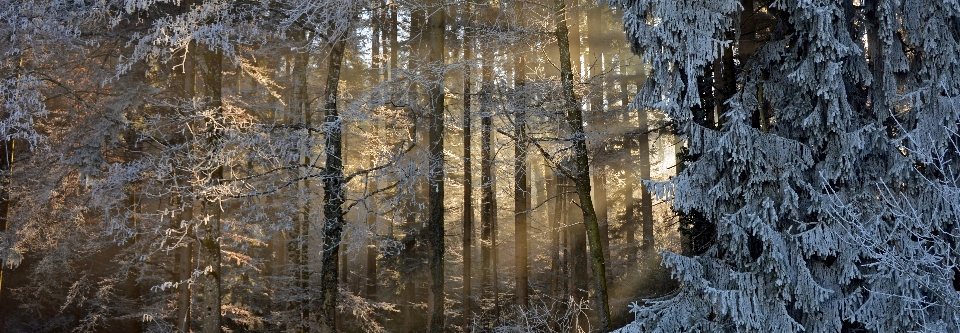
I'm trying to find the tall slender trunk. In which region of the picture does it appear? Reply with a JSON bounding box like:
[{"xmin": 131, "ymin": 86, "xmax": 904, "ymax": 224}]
[
  {"xmin": 479, "ymin": 59, "xmax": 496, "ymax": 329},
  {"xmin": 175, "ymin": 45, "xmax": 196, "ymax": 333},
  {"xmin": 461, "ymin": 16, "xmax": 475, "ymax": 327},
  {"xmin": 638, "ymin": 109, "xmax": 653, "ymax": 253},
  {"xmin": 389, "ymin": 0, "xmax": 398, "ymax": 80},
  {"xmin": 425, "ymin": 4, "xmax": 446, "ymax": 331},
  {"xmin": 514, "ymin": 53, "xmax": 530, "ymax": 309},
  {"xmin": 593, "ymin": 172, "xmax": 609, "ymax": 263},
  {"xmin": 547, "ymin": 168, "xmax": 559, "ymax": 302},
  {"xmin": 366, "ymin": 12, "xmax": 383, "ymax": 302},
  {"xmin": 552, "ymin": 0, "xmax": 610, "ymax": 329},
  {"xmin": 199, "ymin": 45, "xmax": 224, "ymax": 333},
  {"xmin": 557, "ymin": 176, "xmax": 569, "ymax": 324},
  {"xmin": 318, "ymin": 36, "xmax": 347, "ymax": 333},
  {"xmin": 401, "ymin": 9, "xmax": 426, "ymax": 333},
  {"xmin": 123, "ymin": 193, "xmax": 143, "ymax": 333},
  {"xmin": 586, "ymin": 6, "xmax": 610, "ymax": 265},
  {"xmin": 620, "ymin": 63, "xmax": 638, "ymax": 260},
  {"xmin": 365, "ymin": 157, "xmax": 378, "ymax": 301},
  {"xmin": 177, "ymin": 200, "xmax": 195, "ymax": 333},
  {"xmin": 290, "ymin": 32, "xmax": 312, "ymax": 333}
]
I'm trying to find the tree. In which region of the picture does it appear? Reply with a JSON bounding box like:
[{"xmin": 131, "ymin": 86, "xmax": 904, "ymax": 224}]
[
  {"xmin": 461, "ymin": 2, "xmax": 476, "ymax": 325},
  {"xmin": 511, "ymin": 1, "xmax": 531, "ymax": 309},
  {"xmin": 550, "ymin": 0, "xmax": 611, "ymax": 330},
  {"xmin": 424, "ymin": 0, "xmax": 446, "ymax": 329},
  {"xmin": 0, "ymin": 0, "xmax": 667, "ymax": 331},
  {"xmin": 612, "ymin": 0, "xmax": 960, "ymax": 331}
]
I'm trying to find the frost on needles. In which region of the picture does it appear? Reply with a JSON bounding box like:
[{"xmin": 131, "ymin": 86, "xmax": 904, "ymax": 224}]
[{"xmin": 608, "ymin": 0, "xmax": 960, "ymax": 332}]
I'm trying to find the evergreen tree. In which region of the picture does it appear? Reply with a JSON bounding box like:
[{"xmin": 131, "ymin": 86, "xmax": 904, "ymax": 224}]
[{"xmin": 610, "ymin": 0, "xmax": 960, "ymax": 332}]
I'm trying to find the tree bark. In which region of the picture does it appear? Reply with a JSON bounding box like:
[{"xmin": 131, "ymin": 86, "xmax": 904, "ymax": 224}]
[
  {"xmin": 318, "ymin": 36, "xmax": 347, "ymax": 333},
  {"xmin": 593, "ymin": 172, "xmax": 610, "ymax": 264},
  {"xmin": 177, "ymin": 199, "xmax": 195, "ymax": 333},
  {"xmin": 175, "ymin": 44, "xmax": 196, "ymax": 333},
  {"xmin": 552, "ymin": 0, "xmax": 611, "ymax": 329},
  {"xmin": 365, "ymin": 164, "xmax": 378, "ymax": 301},
  {"xmin": 389, "ymin": 0, "xmax": 398, "ymax": 79},
  {"xmin": 620, "ymin": 63, "xmax": 638, "ymax": 261},
  {"xmin": 198, "ymin": 45, "xmax": 223, "ymax": 333},
  {"xmin": 461, "ymin": 14, "xmax": 475, "ymax": 327},
  {"xmin": 547, "ymin": 168, "xmax": 560, "ymax": 302},
  {"xmin": 478, "ymin": 44, "xmax": 497, "ymax": 327},
  {"xmin": 639, "ymin": 108, "xmax": 653, "ymax": 254},
  {"xmin": 513, "ymin": 52, "xmax": 530, "ymax": 310},
  {"xmin": 425, "ymin": 3, "xmax": 446, "ymax": 331},
  {"xmin": 290, "ymin": 31, "xmax": 312, "ymax": 333},
  {"xmin": 586, "ymin": 6, "xmax": 611, "ymax": 265},
  {"xmin": 364, "ymin": 0, "xmax": 385, "ymax": 304}
]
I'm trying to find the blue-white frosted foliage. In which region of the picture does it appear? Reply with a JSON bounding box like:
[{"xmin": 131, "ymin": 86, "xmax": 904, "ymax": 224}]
[{"xmin": 609, "ymin": 0, "xmax": 960, "ymax": 332}]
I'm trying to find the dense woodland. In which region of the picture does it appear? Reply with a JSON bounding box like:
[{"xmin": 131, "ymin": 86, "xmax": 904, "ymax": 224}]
[
  {"xmin": 1, "ymin": 0, "xmax": 959, "ymax": 332},
  {"xmin": 0, "ymin": 0, "xmax": 675, "ymax": 332}
]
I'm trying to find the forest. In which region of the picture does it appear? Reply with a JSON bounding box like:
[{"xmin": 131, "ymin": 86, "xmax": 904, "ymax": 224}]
[{"xmin": 0, "ymin": 0, "xmax": 959, "ymax": 332}]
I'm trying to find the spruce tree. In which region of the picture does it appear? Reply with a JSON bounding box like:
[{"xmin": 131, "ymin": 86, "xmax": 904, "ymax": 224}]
[{"xmin": 610, "ymin": 1, "xmax": 960, "ymax": 331}]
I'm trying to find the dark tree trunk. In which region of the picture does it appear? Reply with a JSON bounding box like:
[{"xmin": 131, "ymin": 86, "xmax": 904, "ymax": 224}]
[
  {"xmin": 389, "ymin": 0, "xmax": 398, "ymax": 79},
  {"xmin": 594, "ymin": 172, "xmax": 609, "ymax": 264},
  {"xmin": 318, "ymin": 36, "xmax": 347, "ymax": 333},
  {"xmin": 547, "ymin": 169, "xmax": 559, "ymax": 301},
  {"xmin": 176, "ymin": 45, "xmax": 196, "ymax": 333},
  {"xmin": 365, "ymin": 169, "xmax": 378, "ymax": 301},
  {"xmin": 639, "ymin": 109, "xmax": 653, "ymax": 254},
  {"xmin": 290, "ymin": 31, "xmax": 312, "ymax": 333},
  {"xmin": 552, "ymin": 0, "xmax": 611, "ymax": 329},
  {"xmin": 461, "ymin": 14, "xmax": 475, "ymax": 327},
  {"xmin": 514, "ymin": 52, "xmax": 530, "ymax": 309},
  {"xmin": 123, "ymin": 194, "xmax": 143, "ymax": 333},
  {"xmin": 198, "ymin": 45, "xmax": 223, "ymax": 333},
  {"xmin": 620, "ymin": 63, "xmax": 638, "ymax": 261},
  {"xmin": 478, "ymin": 49, "xmax": 497, "ymax": 329},
  {"xmin": 425, "ymin": 4, "xmax": 446, "ymax": 331},
  {"xmin": 177, "ymin": 200, "xmax": 195, "ymax": 333},
  {"xmin": 366, "ymin": 10, "xmax": 382, "ymax": 302}
]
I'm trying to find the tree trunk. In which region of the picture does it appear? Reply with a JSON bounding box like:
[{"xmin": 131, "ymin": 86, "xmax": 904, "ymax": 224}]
[
  {"xmin": 177, "ymin": 200, "xmax": 195, "ymax": 333},
  {"xmin": 593, "ymin": 172, "xmax": 610, "ymax": 264},
  {"xmin": 586, "ymin": 6, "xmax": 611, "ymax": 265},
  {"xmin": 291, "ymin": 32, "xmax": 312, "ymax": 333},
  {"xmin": 639, "ymin": 109, "xmax": 653, "ymax": 253},
  {"xmin": 198, "ymin": 44, "xmax": 223, "ymax": 333},
  {"xmin": 620, "ymin": 63, "xmax": 638, "ymax": 261},
  {"xmin": 557, "ymin": 176, "xmax": 569, "ymax": 327},
  {"xmin": 461, "ymin": 15, "xmax": 475, "ymax": 327},
  {"xmin": 364, "ymin": 0, "xmax": 385, "ymax": 305},
  {"xmin": 123, "ymin": 194, "xmax": 143, "ymax": 333},
  {"xmin": 513, "ymin": 52, "xmax": 530, "ymax": 309},
  {"xmin": 365, "ymin": 165, "xmax": 378, "ymax": 301},
  {"xmin": 552, "ymin": 0, "xmax": 611, "ymax": 329},
  {"xmin": 547, "ymin": 168, "xmax": 559, "ymax": 302},
  {"xmin": 425, "ymin": 3, "xmax": 446, "ymax": 331},
  {"xmin": 479, "ymin": 53, "xmax": 496, "ymax": 330},
  {"xmin": 318, "ymin": 36, "xmax": 347, "ymax": 333},
  {"xmin": 175, "ymin": 44, "xmax": 196, "ymax": 333},
  {"xmin": 389, "ymin": 0, "xmax": 398, "ymax": 80}
]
